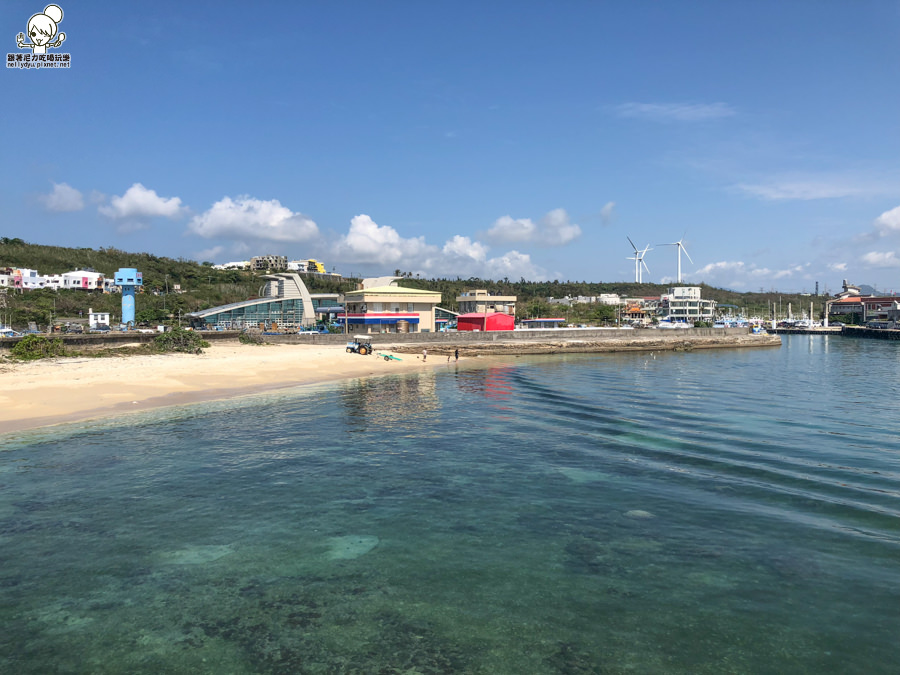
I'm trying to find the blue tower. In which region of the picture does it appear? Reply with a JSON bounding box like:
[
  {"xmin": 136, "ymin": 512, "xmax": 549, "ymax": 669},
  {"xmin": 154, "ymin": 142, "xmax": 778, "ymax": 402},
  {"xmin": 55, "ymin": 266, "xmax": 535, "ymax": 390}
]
[{"xmin": 114, "ymin": 268, "xmax": 142, "ymax": 327}]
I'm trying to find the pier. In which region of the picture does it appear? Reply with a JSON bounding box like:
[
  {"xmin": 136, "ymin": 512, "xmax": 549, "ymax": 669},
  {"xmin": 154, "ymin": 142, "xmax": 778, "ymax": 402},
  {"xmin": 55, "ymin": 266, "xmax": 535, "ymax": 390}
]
[{"xmin": 771, "ymin": 327, "xmax": 842, "ymax": 335}]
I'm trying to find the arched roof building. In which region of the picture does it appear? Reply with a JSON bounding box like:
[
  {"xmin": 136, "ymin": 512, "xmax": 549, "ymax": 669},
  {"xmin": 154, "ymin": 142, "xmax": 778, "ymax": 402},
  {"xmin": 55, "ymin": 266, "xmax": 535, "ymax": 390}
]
[{"xmin": 187, "ymin": 273, "xmax": 337, "ymax": 330}]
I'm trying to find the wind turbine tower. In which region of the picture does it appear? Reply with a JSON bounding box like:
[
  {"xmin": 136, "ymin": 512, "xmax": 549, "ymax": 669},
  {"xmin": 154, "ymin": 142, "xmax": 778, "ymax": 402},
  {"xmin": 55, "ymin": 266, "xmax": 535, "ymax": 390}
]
[
  {"xmin": 659, "ymin": 236, "xmax": 693, "ymax": 283},
  {"xmin": 626, "ymin": 237, "xmax": 652, "ymax": 283}
]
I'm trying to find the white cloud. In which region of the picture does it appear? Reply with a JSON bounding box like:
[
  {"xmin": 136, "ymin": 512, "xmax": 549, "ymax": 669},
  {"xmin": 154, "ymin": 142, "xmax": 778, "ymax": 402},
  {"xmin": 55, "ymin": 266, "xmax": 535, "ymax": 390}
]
[
  {"xmin": 481, "ymin": 250, "xmax": 544, "ymax": 279},
  {"xmin": 772, "ymin": 264, "xmax": 807, "ymax": 279},
  {"xmin": 615, "ymin": 102, "xmax": 735, "ymax": 122},
  {"xmin": 734, "ymin": 180, "xmax": 873, "ymax": 201},
  {"xmin": 861, "ymin": 251, "xmax": 900, "ymax": 268},
  {"xmin": 40, "ymin": 182, "xmax": 83, "ymax": 212},
  {"xmin": 195, "ymin": 245, "xmax": 225, "ymax": 262},
  {"xmin": 734, "ymin": 171, "xmax": 900, "ymax": 202},
  {"xmin": 828, "ymin": 262, "xmax": 848, "ymax": 272},
  {"xmin": 600, "ymin": 201, "xmax": 615, "ymax": 226},
  {"xmin": 333, "ymin": 214, "xmax": 435, "ymax": 264},
  {"xmin": 540, "ymin": 208, "xmax": 582, "ymax": 245},
  {"xmin": 874, "ymin": 205, "xmax": 900, "ymax": 235},
  {"xmin": 331, "ymin": 215, "xmax": 547, "ymax": 280},
  {"xmin": 486, "ymin": 215, "xmax": 537, "ymax": 243},
  {"xmin": 486, "ymin": 208, "xmax": 581, "ymax": 246},
  {"xmin": 188, "ymin": 196, "xmax": 318, "ymax": 242},
  {"xmin": 695, "ymin": 261, "xmax": 748, "ymax": 276},
  {"xmin": 693, "ymin": 260, "xmax": 814, "ymax": 289},
  {"xmin": 100, "ymin": 183, "xmax": 187, "ymax": 221},
  {"xmin": 442, "ymin": 235, "xmax": 489, "ymax": 261},
  {"xmin": 424, "ymin": 237, "xmax": 544, "ymax": 279}
]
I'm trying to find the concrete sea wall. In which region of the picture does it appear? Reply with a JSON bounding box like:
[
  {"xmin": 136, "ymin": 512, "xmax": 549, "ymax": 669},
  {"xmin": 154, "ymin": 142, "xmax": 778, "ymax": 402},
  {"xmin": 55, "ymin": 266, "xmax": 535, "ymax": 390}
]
[
  {"xmin": 842, "ymin": 326, "xmax": 900, "ymax": 341},
  {"xmin": 0, "ymin": 327, "xmax": 781, "ymax": 354},
  {"xmin": 275, "ymin": 326, "xmax": 781, "ymax": 354}
]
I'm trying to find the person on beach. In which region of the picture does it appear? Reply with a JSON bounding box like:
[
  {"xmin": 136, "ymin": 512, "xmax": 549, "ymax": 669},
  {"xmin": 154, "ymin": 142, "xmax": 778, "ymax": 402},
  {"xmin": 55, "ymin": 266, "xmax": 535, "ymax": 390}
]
[
  {"xmin": 454, "ymin": 348, "xmax": 459, "ymax": 362},
  {"xmin": 422, "ymin": 348, "xmax": 427, "ymax": 361}
]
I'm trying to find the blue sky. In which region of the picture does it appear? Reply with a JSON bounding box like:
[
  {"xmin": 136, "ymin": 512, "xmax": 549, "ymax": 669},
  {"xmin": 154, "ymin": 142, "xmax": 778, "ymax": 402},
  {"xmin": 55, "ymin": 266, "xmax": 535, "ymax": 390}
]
[{"xmin": 2, "ymin": 1, "xmax": 899, "ymax": 293}]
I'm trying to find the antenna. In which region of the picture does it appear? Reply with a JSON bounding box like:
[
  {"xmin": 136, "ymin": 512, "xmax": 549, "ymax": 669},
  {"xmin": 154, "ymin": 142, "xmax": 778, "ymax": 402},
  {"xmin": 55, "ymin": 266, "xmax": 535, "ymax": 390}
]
[
  {"xmin": 626, "ymin": 237, "xmax": 652, "ymax": 283},
  {"xmin": 658, "ymin": 234, "xmax": 693, "ymax": 283}
]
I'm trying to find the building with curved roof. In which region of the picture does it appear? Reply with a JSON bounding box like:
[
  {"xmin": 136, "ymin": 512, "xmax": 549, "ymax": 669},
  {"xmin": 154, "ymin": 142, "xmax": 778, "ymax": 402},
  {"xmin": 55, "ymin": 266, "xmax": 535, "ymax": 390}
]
[{"xmin": 187, "ymin": 273, "xmax": 337, "ymax": 330}]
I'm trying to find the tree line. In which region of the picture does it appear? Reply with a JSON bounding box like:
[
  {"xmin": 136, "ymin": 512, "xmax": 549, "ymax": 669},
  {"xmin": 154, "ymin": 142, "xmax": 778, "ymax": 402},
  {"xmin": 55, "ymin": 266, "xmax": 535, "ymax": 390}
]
[{"xmin": 2, "ymin": 239, "xmax": 832, "ymax": 328}]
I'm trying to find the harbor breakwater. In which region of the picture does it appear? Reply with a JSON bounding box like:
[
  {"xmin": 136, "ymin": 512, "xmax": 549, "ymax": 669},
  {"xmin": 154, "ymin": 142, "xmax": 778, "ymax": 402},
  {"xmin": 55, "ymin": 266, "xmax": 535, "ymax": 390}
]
[
  {"xmin": 842, "ymin": 325, "xmax": 900, "ymax": 340},
  {"xmin": 253, "ymin": 325, "xmax": 781, "ymax": 354},
  {"xmin": 0, "ymin": 327, "xmax": 781, "ymax": 354},
  {"xmin": 379, "ymin": 329, "xmax": 781, "ymax": 356}
]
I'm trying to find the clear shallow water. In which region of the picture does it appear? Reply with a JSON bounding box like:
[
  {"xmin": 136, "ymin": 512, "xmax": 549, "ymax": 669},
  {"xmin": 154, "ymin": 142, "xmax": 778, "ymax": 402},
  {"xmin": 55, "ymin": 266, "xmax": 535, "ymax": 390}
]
[{"xmin": 1, "ymin": 334, "xmax": 899, "ymax": 674}]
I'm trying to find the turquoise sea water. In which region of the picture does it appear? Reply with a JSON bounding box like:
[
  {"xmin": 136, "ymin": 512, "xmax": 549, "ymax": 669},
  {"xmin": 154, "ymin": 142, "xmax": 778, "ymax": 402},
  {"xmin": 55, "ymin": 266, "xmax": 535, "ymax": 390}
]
[{"xmin": 1, "ymin": 334, "xmax": 899, "ymax": 674}]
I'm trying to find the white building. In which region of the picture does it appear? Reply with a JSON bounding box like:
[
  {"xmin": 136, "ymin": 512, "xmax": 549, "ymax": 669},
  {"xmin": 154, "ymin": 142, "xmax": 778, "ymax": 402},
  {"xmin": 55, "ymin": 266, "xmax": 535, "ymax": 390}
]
[
  {"xmin": 88, "ymin": 308, "xmax": 111, "ymax": 328},
  {"xmin": 8, "ymin": 269, "xmax": 104, "ymax": 291},
  {"xmin": 658, "ymin": 286, "xmax": 716, "ymax": 323},
  {"xmin": 548, "ymin": 294, "xmax": 622, "ymax": 307},
  {"xmin": 12, "ymin": 268, "xmax": 41, "ymax": 289},
  {"xmin": 251, "ymin": 255, "xmax": 288, "ymax": 271},
  {"xmin": 58, "ymin": 270, "xmax": 104, "ymax": 290},
  {"xmin": 287, "ymin": 259, "xmax": 327, "ymax": 273},
  {"xmin": 456, "ymin": 289, "xmax": 517, "ymax": 315}
]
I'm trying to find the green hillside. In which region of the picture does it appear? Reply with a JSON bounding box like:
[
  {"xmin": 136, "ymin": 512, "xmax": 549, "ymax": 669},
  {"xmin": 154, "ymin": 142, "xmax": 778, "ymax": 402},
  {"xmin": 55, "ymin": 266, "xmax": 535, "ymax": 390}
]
[
  {"xmin": 0, "ymin": 239, "xmax": 354, "ymax": 327},
  {"xmin": 2, "ymin": 239, "xmax": 833, "ymax": 329}
]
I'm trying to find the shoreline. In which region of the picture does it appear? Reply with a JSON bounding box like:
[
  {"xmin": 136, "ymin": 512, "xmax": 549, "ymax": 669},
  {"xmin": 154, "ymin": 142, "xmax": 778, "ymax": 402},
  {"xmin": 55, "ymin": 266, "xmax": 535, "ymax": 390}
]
[
  {"xmin": 0, "ymin": 343, "xmax": 448, "ymax": 435},
  {"xmin": 1, "ymin": 332, "xmax": 779, "ymax": 435}
]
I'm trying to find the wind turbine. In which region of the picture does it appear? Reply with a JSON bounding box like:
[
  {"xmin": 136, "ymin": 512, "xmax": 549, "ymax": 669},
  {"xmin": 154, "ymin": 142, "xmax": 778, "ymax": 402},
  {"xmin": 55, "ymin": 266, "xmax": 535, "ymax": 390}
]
[
  {"xmin": 626, "ymin": 237, "xmax": 651, "ymax": 283},
  {"xmin": 659, "ymin": 235, "xmax": 693, "ymax": 283}
]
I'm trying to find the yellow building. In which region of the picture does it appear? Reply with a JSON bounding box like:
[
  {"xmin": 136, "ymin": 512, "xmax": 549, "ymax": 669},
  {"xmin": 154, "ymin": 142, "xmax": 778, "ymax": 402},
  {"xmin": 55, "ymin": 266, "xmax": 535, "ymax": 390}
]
[
  {"xmin": 455, "ymin": 289, "xmax": 517, "ymax": 316},
  {"xmin": 343, "ymin": 285, "xmax": 442, "ymax": 333}
]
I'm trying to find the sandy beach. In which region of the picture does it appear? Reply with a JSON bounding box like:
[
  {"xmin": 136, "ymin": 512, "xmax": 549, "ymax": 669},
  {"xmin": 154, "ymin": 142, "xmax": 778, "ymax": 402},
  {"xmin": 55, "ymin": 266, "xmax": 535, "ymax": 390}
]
[
  {"xmin": 0, "ymin": 330, "xmax": 779, "ymax": 434},
  {"xmin": 0, "ymin": 342, "xmax": 448, "ymax": 434}
]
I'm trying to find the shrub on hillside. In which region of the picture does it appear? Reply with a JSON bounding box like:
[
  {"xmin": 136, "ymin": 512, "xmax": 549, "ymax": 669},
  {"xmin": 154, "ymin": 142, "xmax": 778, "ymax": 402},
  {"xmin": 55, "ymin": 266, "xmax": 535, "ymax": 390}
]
[
  {"xmin": 10, "ymin": 335, "xmax": 67, "ymax": 360},
  {"xmin": 238, "ymin": 330, "xmax": 266, "ymax": 345},
  {"xmin": 153, "ymin": 326, "xmax": 210, "ymax": 354}
]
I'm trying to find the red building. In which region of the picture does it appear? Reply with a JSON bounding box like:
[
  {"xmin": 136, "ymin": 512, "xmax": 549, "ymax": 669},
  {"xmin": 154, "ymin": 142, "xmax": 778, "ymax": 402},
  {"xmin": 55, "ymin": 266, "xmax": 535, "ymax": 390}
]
[{"xmin": 456, "ymin": 312, "xmax": 515, "ymax": 332}]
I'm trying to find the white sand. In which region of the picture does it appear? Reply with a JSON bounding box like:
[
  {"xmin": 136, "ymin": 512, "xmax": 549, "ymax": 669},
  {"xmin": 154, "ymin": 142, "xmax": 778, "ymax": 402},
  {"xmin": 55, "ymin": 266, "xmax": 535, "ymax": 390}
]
[{"xmin": 0, "ymin": 342, "xmax": 444, "ymax": 433}]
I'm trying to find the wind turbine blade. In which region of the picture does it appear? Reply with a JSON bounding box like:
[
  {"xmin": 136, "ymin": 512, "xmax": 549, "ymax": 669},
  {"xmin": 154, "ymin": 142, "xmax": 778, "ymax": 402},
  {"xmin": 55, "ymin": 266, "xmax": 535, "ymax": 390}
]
[
  {"xmin": 681, "ymin": 244, "xmax": 694, "ymax": 264},
  {"xmin": 642, "ymin": 260, "xmax": 650, "ymax": 274},
  {"xmin": 627, "ymin": 236, "xmax": 638, "ymax": 252}
]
